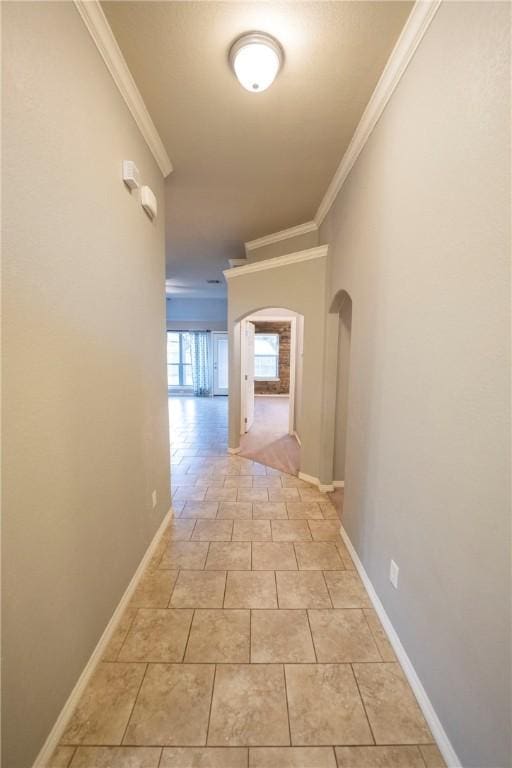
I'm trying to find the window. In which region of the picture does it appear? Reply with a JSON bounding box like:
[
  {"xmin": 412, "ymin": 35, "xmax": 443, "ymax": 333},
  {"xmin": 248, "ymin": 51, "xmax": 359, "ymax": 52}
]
[
  {"xmin": 167, "ymin": 331, "xmax": 192, "ymax": 388},
  {"xmin": 254, "ymin": 333, "xmax": 279, "ymax": 380}
]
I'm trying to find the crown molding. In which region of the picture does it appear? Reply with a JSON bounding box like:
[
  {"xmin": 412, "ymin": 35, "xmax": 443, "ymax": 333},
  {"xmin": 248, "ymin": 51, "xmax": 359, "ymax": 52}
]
[
  {"xmin": 245, "ymin": 220, "xmax": 318, "ymax": 254},
  {"xmin": 74, "ymin": 0, "xmax": 173, "ymax": 178},
  {"xmin": 315, "ymin": 0, "xmax": 441, "ymax": 226},
  {"xmin": 224, "ymin": 245, "xmax": 327, "ymax": 280},
  {"xmin": 228, "ymin": 258, "xmax": 248, "ymax": 268}
]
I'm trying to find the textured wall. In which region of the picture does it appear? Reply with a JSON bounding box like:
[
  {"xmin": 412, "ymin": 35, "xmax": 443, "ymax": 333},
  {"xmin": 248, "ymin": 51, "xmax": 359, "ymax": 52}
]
[
  {"xmin": 320, "ymin": 3, "xmax": 510, "ymax": 765},
  {"xmin": 2, "ymin": 4, "xmax": 170, "ymax": 766},
  {"xmin": 254, "ymin": 321, "xmax": 291, "ymax": 395}
]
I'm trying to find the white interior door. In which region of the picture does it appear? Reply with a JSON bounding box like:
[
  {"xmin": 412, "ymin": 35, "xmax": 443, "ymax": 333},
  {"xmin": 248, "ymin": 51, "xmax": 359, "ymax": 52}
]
[
  {"xmin": 213, "ymin": 333, "xmax": 229, "ymax": 395},
  {"xmin": 243, "ymin": 321, "xmax": 255, "ymax": 432}
]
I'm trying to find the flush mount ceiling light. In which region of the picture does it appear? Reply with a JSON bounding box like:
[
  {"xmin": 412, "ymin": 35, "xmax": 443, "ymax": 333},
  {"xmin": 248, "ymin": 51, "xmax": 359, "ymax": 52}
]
[{"xmin": 229, "ymin": 32, "xmax": 284, "ymax": 93}]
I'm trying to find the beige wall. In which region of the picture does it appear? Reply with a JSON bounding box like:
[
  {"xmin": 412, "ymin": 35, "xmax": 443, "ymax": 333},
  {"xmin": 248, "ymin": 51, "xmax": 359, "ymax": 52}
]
[
  {"xmin": 2, "ymin": 4, "xmax": 170, "ymax": 767},
  {"xmin": 320, "ymin": 3, "xmax": 510, "ymax": 765},
  {"xmin": 227, "ymin": 256, "xmax": 327, "ymax": 478},
  {"xmin": 246, "ymin": 229, "xmax": 318, "ymax": 263}
]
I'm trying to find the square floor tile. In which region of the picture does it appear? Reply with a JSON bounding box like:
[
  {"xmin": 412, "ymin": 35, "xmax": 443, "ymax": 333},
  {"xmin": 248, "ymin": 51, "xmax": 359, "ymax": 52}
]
[
  {"xmin": 252, "ymin": 542, "xmax": 297, "ymax": 570},
  {"xmin": 166, "ymin": 520, "xmax": 196, "ymax": 541},
  {"xmin": 308, "ymin": 520, "xmax": 341, "ymax": 542},
  {"xmin": 286, "ymin": 502, "xmax": 324, "ymax": 519},
  {"xmin": 174, "ymin": 488, "xmax": 207, "ymax": 502},
  {"xmin": 206, "ymin": 542, "xmax": 251, "ymax": 570},
  {"xmin": 252, "ymin": 502, "xmax": 288, "ymax": 519},
  {"xmin": 180, "ymin": 502, "xmax": 219, "ymax": 519},
  {"xmin": 124, "ymin": 664, "xmax": 215, "ymax": 746},
  {"xmin": 323, "ymin": 572, "xmax": 371, "ymax": 609},
  {"xmin": 195, "ymin": 477, "xmax": 225, "ymax": 488},
  {"xmin": 224, "ymin": 571, "xmax": 277, "ymax": 608},
  {"xmin": 170, "ymin": 571, "xmax": 226, "ymax": 608},
  {"xmin": 185, "ymin": 609, "xmax": 250, "ymax": 663},
  {"xmin": 131, "ymin": 570, "xmax": 178, "ymax": 608},
  {"xmin": 224, "ymin": 476, "xmax": 253, "ymax": 488},
  {"xmin": 205, "ymin": 487, "xmax": 238, "ymax": 502},
  {"xmin": 69, "ymin": 747, "xmax": 161, "ymax": 767},
  {"xmin": 251, "ymin": 610, "xmax": 316, "ymax": 663},
  {"xmin": 335, "ymin": 746, "xmax": 425, "ymax": 767},
  {"xmin": 238, "ymin": 489, "xmax": 269, "ymax": 502},
  {"xmin": 192, "ymin": 520, "xmax": 233, "ymax": 541},
  {"xmin": 233, "ymin": 520, "xmax": 272, "ymax": 541},
  {"xmin": 281, "ymin": 476, "xmax": 309, "ymax": 488},
  {"xmin": 363, "ymin": 609, "xmax": 396, "ymax": 661},
  {"xmin": 118, "ymin": 609, "xmax": 193, "ymax": 662},
  {"xmin": 285, "ymin": 664, "xmax": 372, "ymax": 746},
  {"xmin": 161, "ymin": 748, "xmax": 248, "ymax": 767},
  {"xmin": 420, "ymin": 745, "xmax": 446, "ymax": 767},
  {"xmin": 336, "ymin": 541, "xmax": 356, "ymax": 570},
  {"xmin": 294, "ymin": 543, "xmax": 344, "ymax": 570},
  {"xmin": 249, "ymin": 747, "xmax": 337, "ymax": 767},
  {"xmin": 318, "ymin": 503, "xmax": 338, "ymax": 519},
  {"xmin": 252, "ymin": 476, "xmax": 283, "ymax": 488},
  {"xmin": 269, "ymin": 488, "xmax": 300, "ymax": 502},
  {"xmin": 217, "ymin": 502, "xmax": 253, "ymax": 519},
  {"xmin": 208, "ymin": 664, "xmax": 289, "ymax": 746},
  {"xmin": 352, "ymin": 663, "xmax": 432, "ymax": 744},
  {"xmin": 276, "ymin": 572, "xmax": 331, "ymax": 608},
  {"xmin": 102, "ymin": 607, "xmax": 137, "ymax": 661},
  {"xmin": 61, "ymin": 663, "xmax": 146, "ymax": 745},
  {"xmin": 48, "ymin": 746, "xmax": 76, "ymax": 767},
  {"xmin": 160, "ymin": 542, "xmax": 209, "ymax": 570},
  {"xmin": 299, "ymin": 489, "xmax": 329, "ymax": 502},
  {"xmin": 271, "ymin": 520, "xmax": 312, "ymax": 542},
  {"xmin": 308, "ymin": 610, "xmax": 380, "ymax": 662}
]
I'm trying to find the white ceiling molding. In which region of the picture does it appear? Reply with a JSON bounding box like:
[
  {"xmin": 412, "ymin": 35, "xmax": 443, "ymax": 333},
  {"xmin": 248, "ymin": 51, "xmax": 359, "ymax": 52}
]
[
  {"xmin": 224, "ymin": 245, "xmax": 327, "ymax": 280},
  {"xmin": 228, "ymin": 258, "xmax": 248, "ymax": 268},
  {"xmin": 74, "ymin": 0, "xmax": 173, "ymax": 178},
  {"xmin": 314, "ymin": 0, "xmax": 442, "ymax": 226},
  {"xmin": 245, "ymin": 220, "xmax": 318, "ymax": 255}
]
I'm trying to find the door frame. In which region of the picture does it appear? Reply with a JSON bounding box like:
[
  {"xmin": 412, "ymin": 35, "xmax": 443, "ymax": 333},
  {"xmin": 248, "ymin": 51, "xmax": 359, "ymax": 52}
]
[
  {"xmin": 240, "ymin": 314, "xmax": 297, "ymax": 436},
  {"xmin": 212, "ymin": 331, "xmax": 229, "ymax": 396}
]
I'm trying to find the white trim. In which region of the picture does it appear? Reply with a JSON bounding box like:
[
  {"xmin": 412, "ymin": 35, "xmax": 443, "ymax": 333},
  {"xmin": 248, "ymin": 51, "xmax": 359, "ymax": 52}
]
[
  {"xmin": 245, "ymin": 221, "xmax": 317, "ymax": 254},
  {"xmin": 298, "ymin": 472, "xmax": 334, "ymax": 494},
  {"xmin": 254, "ymin": 393, "xmax": 288, "ymax": 397},
  {"xmin": 73, "ymin": 0, "xmax": 173, "ymax": 178},
  {"xmin": 32, "ymin": 507, "xmax": 174, "ymax": 767},
  {"xmin": 246, "ymin": 315, "xmax": 296, "ymax": 322},
  {"xmin": 227, "ymin": 446, "xmax": 241, "ymax": 455},
  {"xmin": 339, "ymin": 523, "xmax": 462, "ymax": 768},
  {"xmin": 224, "ymin": 246, "xmax": 328, "ymax": 281},
  {"xmin": 332, "ymin": 480, "xmax": 345, "ymax": 488},
  {"xmin": 293, "ymin": 431, "xmax": 302, "ymax": 447},
  {"xmin": 228, "ymin": 258, "xmax": 248, "ymax": 269},
  {"xmin": 314, "ymin": 0, "xmax": 441, "ymax": 226}
]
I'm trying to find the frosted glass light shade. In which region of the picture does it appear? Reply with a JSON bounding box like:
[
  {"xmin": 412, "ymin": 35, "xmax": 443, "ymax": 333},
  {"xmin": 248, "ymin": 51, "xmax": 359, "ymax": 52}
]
[{"xmin": 229, "ymin": 33, "xmax": 283, "ymax": 93}]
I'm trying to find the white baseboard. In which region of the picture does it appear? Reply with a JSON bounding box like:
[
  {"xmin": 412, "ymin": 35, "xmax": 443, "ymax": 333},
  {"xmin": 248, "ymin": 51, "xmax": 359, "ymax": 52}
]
[
  {"xmin": 292, "ymin": 431, "xmax": 302, "ymax": 446},
  {"xmin": 298, "ymin": 471, "xmax": 334, "ymax": 494},
  {"xmin": 227, "ymin": 446, "xmax": 241, "ymax": 455},
  {"xmin": 339, "ymin": 523, "xmax": 461, "ymax": 768},
  {"xmin": 332, "ymin": 480, "xmax": 345, "ymax": 488},
  {"xmin": 32, "ymin": 507, "xmax": 174, "ymax": 767}
]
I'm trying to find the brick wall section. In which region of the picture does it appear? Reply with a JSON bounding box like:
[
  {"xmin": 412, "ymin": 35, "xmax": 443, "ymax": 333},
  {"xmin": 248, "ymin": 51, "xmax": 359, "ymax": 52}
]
[{"xmin": 253, "ymin": 321, "xmax": 291, "ymax": 395}]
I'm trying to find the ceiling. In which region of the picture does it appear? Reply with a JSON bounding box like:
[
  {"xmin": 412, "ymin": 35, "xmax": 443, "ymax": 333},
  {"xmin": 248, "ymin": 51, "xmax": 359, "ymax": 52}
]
[{"xmin": 102, "ymin": 1, "xmax": 412, "ymax": 298}]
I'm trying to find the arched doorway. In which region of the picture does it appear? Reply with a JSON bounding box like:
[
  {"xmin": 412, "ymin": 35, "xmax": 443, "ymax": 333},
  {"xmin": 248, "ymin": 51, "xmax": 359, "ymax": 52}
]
[{"xmin": 237, "ymin": 307, "xmax": 304, "ymax": 475}]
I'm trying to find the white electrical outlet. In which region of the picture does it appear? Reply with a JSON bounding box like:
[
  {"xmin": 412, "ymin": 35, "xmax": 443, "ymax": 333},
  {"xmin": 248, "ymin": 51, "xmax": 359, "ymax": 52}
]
[
  {"xmin": 389, "ymin": 559, "xmax": 399, "ymax": 589},
  {"xmin": 152, "ymin": 490, "xmax": 157, "ymax": 509}
]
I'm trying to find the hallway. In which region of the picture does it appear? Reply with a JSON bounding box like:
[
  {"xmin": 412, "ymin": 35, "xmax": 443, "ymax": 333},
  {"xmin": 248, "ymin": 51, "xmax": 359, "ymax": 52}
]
[{"xmin": 50, "ymin": 396, "xmax": 444, "ymax": 767}]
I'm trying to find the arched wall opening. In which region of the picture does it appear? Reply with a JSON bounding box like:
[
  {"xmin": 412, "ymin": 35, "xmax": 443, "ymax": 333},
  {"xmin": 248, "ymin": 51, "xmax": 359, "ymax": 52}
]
[{"xmin": 235, "ymin": 307, "xmax": 304, "ymax": 475}]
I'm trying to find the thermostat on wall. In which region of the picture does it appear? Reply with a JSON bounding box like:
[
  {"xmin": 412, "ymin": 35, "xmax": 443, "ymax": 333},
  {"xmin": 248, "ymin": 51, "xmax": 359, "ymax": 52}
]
[
  {"xmin": 122, "ymin": 160, "xmax": 140, "ymax": 190},
  {"xmin": 141, "ymin": 185, "xmax": 157, "ymax": 220}
]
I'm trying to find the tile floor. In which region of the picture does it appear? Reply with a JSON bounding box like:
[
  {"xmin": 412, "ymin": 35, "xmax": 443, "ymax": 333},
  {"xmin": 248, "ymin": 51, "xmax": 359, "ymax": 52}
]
[{"xmin": 51, "ymin": 397, "xmax": 446, "ymax": 768}]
